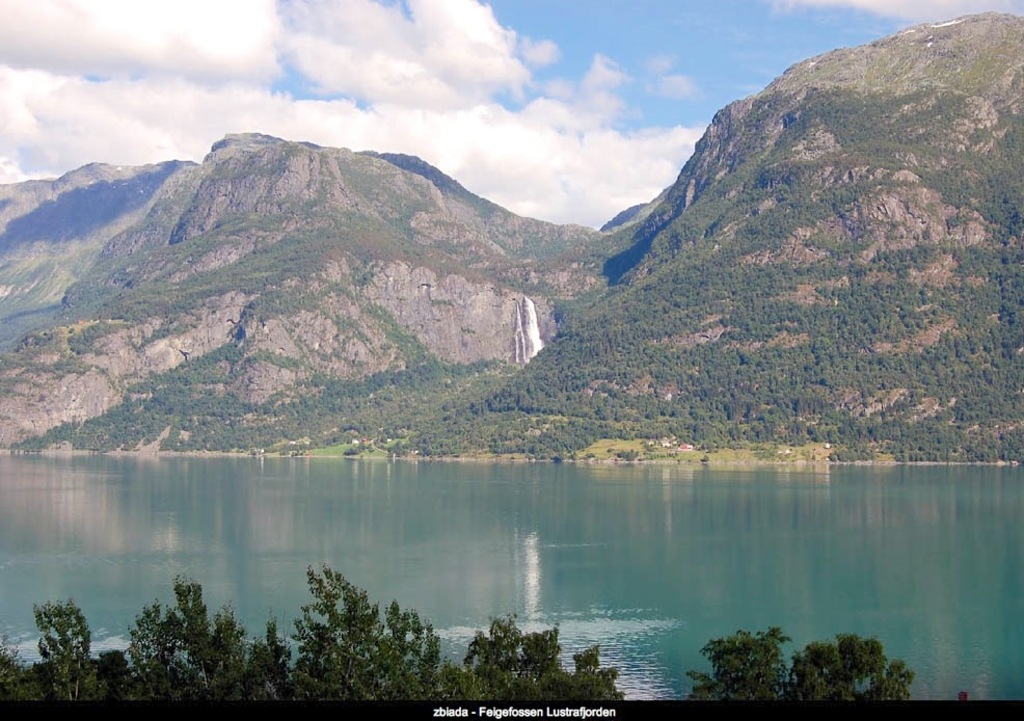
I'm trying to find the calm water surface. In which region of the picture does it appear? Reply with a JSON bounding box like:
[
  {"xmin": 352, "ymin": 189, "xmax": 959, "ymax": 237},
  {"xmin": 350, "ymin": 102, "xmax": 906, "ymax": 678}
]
[{"xmin": 1, "ymin": 454, "xmax": 1021, "ymax": 699}]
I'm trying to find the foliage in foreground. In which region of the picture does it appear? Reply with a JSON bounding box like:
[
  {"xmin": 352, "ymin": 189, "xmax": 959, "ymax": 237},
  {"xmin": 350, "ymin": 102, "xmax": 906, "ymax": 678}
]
[
  {"xmin": 2, "ymin": 573, "xmax": 919, "ymax": 702},
  {"xmin": 687, "ymin": 627, "xmax": 914, "ymax": 701},
  {"xmin": 0, "ymin": 565, "xmax": 622, "ymax": 702}
]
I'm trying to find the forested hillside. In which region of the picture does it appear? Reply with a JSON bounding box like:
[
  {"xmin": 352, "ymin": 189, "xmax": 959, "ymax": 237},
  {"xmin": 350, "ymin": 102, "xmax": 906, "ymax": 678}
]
[{"xmin": 427, "ymin": 13, "xmax": 1024, "ymax": 462}]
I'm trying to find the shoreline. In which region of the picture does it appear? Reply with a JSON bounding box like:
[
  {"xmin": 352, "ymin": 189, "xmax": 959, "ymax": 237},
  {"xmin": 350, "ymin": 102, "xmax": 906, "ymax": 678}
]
[{"xmin": 3, "ymin": 446, "xmax": 1019, "ymax": 468}]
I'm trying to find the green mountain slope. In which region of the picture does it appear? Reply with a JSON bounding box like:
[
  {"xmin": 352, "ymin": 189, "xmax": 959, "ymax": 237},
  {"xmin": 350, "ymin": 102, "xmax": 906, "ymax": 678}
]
[{"xmin": 455, "ymin": 13, "xmax": 1024, "ymax": 462}]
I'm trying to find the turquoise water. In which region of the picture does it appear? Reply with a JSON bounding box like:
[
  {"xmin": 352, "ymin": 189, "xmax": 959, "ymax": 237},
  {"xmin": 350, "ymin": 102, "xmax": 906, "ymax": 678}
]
[{"xmin": 1, "ymin": 454, "xmax": 1021, "ymax": 699}]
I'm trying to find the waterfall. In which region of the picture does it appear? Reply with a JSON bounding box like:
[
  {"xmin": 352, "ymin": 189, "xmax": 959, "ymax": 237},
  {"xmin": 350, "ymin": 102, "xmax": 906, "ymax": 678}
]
[{"xmin": 513, "ymin": 296, "xmax": 544, "ymax": 364}]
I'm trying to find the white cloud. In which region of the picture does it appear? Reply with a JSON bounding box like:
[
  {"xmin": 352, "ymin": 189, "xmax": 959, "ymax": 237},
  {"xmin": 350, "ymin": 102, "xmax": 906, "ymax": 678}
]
[
  {"xmin": 569, "ymin": 55, "xmax": 631, "ymax": 125},
  {"xmin": 768, "ymin": 0, "xmax": 1024, "ymax": 21},
  {"xmin": 0, "ymin": 0, "xmax": 705, "ymax": 228},
  {"xmin": 421, "ymin": 108, "xmax": 703, "ymax": 227},
  {"xmin": 520, "ymin": 38, "xmax": 561, "ymax": 68},
  {"xmin": 0, "ymin": 0, "xmax": 281, "ymax": 82},
  {"xmin": 541, "ymin": 79, "xmax": 577, "ymax": 101},
  {"xmin": 0, "ymin": 63, "xmax": 702, "ymax": 227},
  {"xmin": 0, "ymin": 156, "xmax": 30, "ymax": 185},
  {"xmin": 281, "ymin": 0, "xmax": 530, "ymax": 107},
  {"xmin": 641, "ymin": 55, "xmax": 699, "ymax": 101},
  {"xmin": 582, "ymin": 54, "xmax": 629, "ymax": 93}
]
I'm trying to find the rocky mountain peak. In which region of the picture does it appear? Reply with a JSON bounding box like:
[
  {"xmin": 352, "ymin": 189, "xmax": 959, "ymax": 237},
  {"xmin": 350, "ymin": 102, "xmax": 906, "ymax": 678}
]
[
  {"xmin": 204, "ymin": 133, "xmax": 326, "ymax": 164},
  {"xmin": 768, "ymin": 13, "xmax": 1024, "ymax": 104}
]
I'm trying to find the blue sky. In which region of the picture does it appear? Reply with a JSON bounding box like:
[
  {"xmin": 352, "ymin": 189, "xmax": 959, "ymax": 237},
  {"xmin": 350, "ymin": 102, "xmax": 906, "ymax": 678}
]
[
  {"xmin": 486, "ymin": 0, "xmax": 900, "ymax": 129},
  {"xmin": 0, "ymin": 1, "xmax": 1021, "ymax": 227}
]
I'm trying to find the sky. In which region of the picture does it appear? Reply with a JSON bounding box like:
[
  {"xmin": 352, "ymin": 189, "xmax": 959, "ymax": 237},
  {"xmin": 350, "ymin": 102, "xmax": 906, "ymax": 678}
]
[{"xmin": 1, "ymin": 1, "xmax": 1022, "ymax": 228}]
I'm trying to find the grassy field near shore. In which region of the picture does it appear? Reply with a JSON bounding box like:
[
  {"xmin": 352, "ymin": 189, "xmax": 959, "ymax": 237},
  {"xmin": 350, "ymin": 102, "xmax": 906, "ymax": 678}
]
[{"xmin": 299, "ymin": 438, "xmax": 881, "ymax": 464}]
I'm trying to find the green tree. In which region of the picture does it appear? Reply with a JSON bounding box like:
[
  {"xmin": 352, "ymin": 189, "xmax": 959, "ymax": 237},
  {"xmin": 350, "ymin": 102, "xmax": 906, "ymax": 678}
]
[
  {"xmin": 33, "ymin": 599, "xmax": 97, "ymax": 701},
  {"xmin": 688, "ymin": 627, "xmax": 915, "ymax": 701},
  {"xmin": 127, "ymin": 576, "xmax": 250, "ymax": 700},
  {"xmin": 687, "ymin": 627, "xmax": 790, "ymax": 700},
  {"xmin": 376, "ymin": 598, "xmax": 444, "ymax": 698},
  {"xmin": 452, "ymin": 615, "xmax": 622, "ymax": 700},
  {"xmin": 459, "ymin": 616, "xmax": 557, "ymax": 699},
  {"xmin": 0, "ymin": 633, "xmax": 27, "ymax": 700},
  {"xmin": 243, "ymin": 617, "xmax": 293, "ymax": 700},
  {"xmin": 126, "ymin": 600, "xmax": 179, "ymax": 698},
  {"xmin": 787, "ymin": 633, "xmax": 914, "ymax": 701},
  {"xmin": 96, "ymin": 649, "xmax": 131, "ymax": 701},
  {"xmin": 292, "ymin": 564, "xmax": 443, "ymax": 700},
  {"xmin": 562, "ymin": 645, "xmax": 624, "ymax": 701}
]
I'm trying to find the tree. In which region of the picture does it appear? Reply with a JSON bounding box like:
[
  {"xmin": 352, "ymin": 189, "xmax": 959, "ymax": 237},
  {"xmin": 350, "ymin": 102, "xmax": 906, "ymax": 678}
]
[
  {"xmin": 244, "ymin": 617, "xmax": 293, "ymax": 700},
  {"xmin": 376, "ymin": 598, "xmax": 444, "ymax": 699},
  {"xmin": 127, "ymin": 598, "xmax": 179, "ymax": 699},
  {"xmin": 459, "ymin": 616, "xmax": 557, "ymax": 699},
  {"xmin": 687, "ymin": 627, "xmax": 790, "ymax": 700},
  {"xmin": 33, "ymin": 599, "xmax": 97, "ymax": 701},
  {"xmin": 15, "ymin": 570, "xmax": 624, "ymax": 702},
  {"xmin": 127, "ymin": 576, "xmax": 250, "ymax": 700},
  {"xmin": 292, "ymin": 564, "xmax": 444, "ymax": 700},
  {"xmin": 688, "ymin": 627, "xmax": 915, "ymax": 701},
  {"xmin": 453, "ymin": 615, "xmax": 622, "ymax": 701},
  {"xmin": 564, "ymin": 645, "xmax": 625, "ymax": 701},
  {"xmin": 0, "ymin": 633, "xmax": 27, "ymax": 701},
  {"xmin": 787, "ymin": 633, "xmax": 914, "ymax": 701},
  {"xmin": 96, "ymin": 649, "xmax": 131, "ymax": 701}
]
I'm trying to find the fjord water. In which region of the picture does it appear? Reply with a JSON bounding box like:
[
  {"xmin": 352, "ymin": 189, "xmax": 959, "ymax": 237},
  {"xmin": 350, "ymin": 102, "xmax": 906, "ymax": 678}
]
[{"xmin": 1, "ymin": 455, "xmax": 1022, "ymax": 700}]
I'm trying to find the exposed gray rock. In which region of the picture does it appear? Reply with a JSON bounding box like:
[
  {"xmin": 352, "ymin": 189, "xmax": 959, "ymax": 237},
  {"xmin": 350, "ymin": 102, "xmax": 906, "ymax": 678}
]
[{"xmin": 365, "ymin": 262, "xmax": 552, "ymax": 364}]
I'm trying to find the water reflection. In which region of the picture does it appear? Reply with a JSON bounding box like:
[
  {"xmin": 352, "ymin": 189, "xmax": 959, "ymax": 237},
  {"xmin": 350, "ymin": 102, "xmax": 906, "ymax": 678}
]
[{"xmin": 520, "ymin": 531, "xmax": 541, "ymax": 620}]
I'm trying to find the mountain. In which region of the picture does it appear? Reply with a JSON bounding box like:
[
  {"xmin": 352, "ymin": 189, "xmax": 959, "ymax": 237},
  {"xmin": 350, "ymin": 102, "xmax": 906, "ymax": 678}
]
[
  {"xmin": 0, "ymin": 160, "xmax": 193, "ymax": 348},
  {"xmin": 0, "ymin": 134, "xmax": 605, "ymax": 449},
  {"xmin": 4, "ymin": 14, "xmax": 1024, "ymax": 462},
  {"xmin": 459, "ymin": 13, "xmax": 1024, "ymax": 462}
]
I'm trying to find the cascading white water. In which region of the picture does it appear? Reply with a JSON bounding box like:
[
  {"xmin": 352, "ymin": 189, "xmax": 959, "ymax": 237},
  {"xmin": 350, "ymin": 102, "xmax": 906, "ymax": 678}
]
[
  {"xmin": 522, "ymin": 297, "xmax": 544, "ymax": 359},
  {"xmin": 512, "ymin": 296, "xmax": 544, "ymax": 364}
]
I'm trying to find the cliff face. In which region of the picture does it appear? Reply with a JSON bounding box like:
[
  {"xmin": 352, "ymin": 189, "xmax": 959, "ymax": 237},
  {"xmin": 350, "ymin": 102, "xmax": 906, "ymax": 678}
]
[
  {"xmin": 0, "ymin": 291, "xmax": 250, "ymax": 446},
  {"xmin": 365, "ymin": 262, "xmax": 552, "ymax": 365},
  {"xmin": 0, "ymin": 135, "xmax": 597, "ymax": 448}
]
